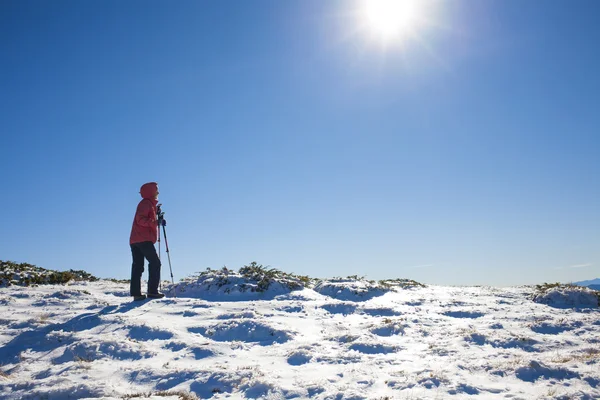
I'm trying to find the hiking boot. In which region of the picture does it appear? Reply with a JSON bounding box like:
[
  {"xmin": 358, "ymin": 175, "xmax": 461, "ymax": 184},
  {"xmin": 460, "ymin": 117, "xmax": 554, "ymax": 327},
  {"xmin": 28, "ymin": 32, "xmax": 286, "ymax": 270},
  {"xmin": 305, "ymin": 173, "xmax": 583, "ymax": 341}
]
[
  {"xmin": 147, "ymin": 292, "xmax": 165, "ymax": 299},
  {"xmin": 133, "ymin": 294, "xmax": 147, "ymax": 301}
]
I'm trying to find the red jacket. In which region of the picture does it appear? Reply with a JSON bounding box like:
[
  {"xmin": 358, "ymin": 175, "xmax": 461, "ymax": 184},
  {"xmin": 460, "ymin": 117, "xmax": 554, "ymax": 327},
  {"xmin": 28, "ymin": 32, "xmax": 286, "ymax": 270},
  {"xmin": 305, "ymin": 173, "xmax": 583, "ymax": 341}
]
[{"xmin": 130, "ymin": 182, "xmax": 159, "ymax": 245}]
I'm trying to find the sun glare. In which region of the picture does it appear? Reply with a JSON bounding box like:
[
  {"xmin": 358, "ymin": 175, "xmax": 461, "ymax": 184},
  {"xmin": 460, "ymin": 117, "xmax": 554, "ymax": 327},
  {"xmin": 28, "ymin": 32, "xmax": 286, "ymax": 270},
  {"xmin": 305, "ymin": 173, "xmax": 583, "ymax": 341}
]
[{"xmin": 363, "ymin": 0, "xmax": 424, "ymax": 43}]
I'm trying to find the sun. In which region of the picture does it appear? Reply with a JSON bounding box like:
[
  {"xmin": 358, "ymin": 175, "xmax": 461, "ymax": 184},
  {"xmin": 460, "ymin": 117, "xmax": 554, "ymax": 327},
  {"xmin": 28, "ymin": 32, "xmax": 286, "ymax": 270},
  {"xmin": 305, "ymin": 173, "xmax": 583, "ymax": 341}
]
[{"xmin": 362, "ymin": 0, "xmax": 425, "ymax": 43}]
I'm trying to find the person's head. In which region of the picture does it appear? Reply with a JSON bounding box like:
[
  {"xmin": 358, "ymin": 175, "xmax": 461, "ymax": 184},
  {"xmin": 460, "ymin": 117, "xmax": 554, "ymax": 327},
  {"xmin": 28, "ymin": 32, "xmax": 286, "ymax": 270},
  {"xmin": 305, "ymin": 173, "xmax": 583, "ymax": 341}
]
[{"xmin": 140, "ymin": 182, "xmax": 159, "ymax": 200}]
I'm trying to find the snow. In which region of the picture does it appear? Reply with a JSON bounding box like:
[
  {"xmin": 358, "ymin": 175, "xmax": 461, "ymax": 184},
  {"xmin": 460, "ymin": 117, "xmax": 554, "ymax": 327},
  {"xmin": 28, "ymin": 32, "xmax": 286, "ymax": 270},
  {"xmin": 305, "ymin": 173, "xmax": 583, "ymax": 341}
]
[{"xmin": 1, "ymin": 276, "xmax": 599, "ymax": 399}]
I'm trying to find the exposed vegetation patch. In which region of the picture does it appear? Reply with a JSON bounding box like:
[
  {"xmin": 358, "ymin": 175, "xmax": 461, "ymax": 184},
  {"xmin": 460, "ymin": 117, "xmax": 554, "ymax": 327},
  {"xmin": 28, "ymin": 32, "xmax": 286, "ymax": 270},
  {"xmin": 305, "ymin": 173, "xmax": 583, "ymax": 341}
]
[
  {"xmin": 2, "ymin": 259, "xmax": 426, "ymax": 300},
  {"xmin": 0, "ymin": 260, "xmax": 98, "ymax": 287},
  {"xmin": 173, "ymin": 266, "xmax": 425, "ymax": 297},
  {"xmin": 105, "ymin": 278, "xmax": 130, "ymax": 284},
  {"xmin": 237, "ymin": 262, "xmax": 315, "ymax": 291},
  {"xmin": 379, "ymin": 278, "xmax": 426, "ymax": 289}
]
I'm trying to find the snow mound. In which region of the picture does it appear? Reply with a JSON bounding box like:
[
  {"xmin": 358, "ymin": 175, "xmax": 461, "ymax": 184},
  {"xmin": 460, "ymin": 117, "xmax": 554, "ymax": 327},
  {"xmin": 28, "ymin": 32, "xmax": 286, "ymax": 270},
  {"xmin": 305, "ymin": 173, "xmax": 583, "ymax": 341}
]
[
  {"xmin": 313, "ymin": 278, "xmax": 393, "ymax": 301},
  {"xmin": 532, "ymin": 284, "xmax": 599, "ymax": 308},
  {"xmin": 167, "ymin": 264, "xmax": 307, "ymax": 301}
]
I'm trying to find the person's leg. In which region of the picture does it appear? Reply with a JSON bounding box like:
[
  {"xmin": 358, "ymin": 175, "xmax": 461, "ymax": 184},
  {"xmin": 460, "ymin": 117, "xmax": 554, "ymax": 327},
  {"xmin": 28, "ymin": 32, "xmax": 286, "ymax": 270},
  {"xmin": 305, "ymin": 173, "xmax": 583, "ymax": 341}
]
[
  {"xmin": 137, "ymin": 241, "xmax": 162, "ymax": 294},
  {"xmin": 130, "ymin": 244, "xmax": 145, "ymax": 296}
]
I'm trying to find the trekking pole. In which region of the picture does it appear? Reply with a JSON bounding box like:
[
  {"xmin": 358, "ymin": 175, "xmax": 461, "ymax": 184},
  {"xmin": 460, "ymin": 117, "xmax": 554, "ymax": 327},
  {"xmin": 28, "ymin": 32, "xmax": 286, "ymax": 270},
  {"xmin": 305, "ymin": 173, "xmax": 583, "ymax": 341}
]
[
  {"xmin": 157, "ymin": 208, "xmax": 162, "ymax": 292},
  {"xmin": 161, "ymin": 224, "xmax": 175, "ymax": 286}
]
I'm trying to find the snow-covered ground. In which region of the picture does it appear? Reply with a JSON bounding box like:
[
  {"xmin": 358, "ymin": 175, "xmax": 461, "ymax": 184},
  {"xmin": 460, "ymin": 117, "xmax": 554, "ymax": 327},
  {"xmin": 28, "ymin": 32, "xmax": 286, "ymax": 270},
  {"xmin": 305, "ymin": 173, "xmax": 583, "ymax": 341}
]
[{"xmin": 1, "ymin": 274, "xmax": 599, "ymax": 399}]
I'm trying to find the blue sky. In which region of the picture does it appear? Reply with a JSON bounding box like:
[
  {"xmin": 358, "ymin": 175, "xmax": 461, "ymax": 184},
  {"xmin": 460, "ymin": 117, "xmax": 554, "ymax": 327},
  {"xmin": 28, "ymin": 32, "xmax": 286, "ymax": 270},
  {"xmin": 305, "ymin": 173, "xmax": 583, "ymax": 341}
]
[{"xmin": 2, "ymin": 0, "xmax": 598, "ymax": 286}]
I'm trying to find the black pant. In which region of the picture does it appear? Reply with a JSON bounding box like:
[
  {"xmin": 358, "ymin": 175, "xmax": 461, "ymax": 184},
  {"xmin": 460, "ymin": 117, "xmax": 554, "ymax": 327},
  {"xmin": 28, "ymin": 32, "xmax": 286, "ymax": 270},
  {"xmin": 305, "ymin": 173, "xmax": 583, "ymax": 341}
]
[{"xmin": 130, "ymin": 241, "xmax": 161, "ymax": 295}]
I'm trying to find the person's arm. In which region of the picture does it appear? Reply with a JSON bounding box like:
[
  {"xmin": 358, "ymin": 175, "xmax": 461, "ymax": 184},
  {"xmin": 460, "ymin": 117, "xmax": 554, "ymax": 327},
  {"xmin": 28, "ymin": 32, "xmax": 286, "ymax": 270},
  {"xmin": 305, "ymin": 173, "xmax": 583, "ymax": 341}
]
[{"xmin": 135, "ymin": 201, "xmax": 156, "ymax": 227}]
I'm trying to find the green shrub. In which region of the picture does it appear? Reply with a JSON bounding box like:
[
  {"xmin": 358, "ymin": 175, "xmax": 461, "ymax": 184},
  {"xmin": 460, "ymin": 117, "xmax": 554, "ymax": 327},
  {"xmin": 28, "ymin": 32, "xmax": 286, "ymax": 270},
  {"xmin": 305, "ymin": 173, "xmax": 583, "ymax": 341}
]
[{"xmin": 0, "ymin": 260, "xmax": 99, "ymax": 287}]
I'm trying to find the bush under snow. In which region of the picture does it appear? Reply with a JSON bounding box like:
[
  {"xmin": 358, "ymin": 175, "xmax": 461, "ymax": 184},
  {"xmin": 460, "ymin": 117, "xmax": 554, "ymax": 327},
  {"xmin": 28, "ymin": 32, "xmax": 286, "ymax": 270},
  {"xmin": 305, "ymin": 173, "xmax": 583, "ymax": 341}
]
[
  {"xmin": 167, "ymin": 263, "xmax": 313, "ymax": 300},
  {"xmin": 532, "ymin": 283, "xmax": 599, "ymax": 308}
]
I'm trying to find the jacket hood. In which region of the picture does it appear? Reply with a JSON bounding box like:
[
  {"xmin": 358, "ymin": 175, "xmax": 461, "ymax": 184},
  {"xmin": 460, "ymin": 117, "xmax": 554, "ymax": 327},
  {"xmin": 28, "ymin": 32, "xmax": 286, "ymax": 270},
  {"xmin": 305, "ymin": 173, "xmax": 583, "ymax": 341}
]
[{"xmin": 140, "ymin": 182, "xmax": 158, "ymax": 200}]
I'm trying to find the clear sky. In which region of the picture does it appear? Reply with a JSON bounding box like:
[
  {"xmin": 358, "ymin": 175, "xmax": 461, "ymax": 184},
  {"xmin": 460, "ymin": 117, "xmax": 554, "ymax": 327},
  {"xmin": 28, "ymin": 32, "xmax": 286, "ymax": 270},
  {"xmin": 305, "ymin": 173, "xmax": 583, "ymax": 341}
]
[{"xmin": 2, "ymin": 0, "xmax": 599, "ymax": 286}]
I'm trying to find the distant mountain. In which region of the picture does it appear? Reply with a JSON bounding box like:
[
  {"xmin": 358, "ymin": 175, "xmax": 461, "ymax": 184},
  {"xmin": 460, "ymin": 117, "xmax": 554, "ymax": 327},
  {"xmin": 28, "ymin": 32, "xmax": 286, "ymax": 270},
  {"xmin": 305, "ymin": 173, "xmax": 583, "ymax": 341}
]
[
  {"xmin": 589, "ymin": 285, "xmax": 600, "ymax": 291},
  {"xmin": 573, "ymin": 278, "xmax": 600, "ymax": 288}
]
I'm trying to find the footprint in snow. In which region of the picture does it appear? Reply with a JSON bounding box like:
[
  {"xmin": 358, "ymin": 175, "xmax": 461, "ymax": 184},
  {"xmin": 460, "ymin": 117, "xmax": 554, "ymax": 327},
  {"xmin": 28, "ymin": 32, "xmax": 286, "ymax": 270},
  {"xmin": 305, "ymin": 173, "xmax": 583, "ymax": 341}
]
[
  {"xmin": 190, "ymin": 303, "xmax": 211, "ymax": 309},
  {"xmin": 489, "ymin": 337, "xmax": 541, "ymax": 353},
  {"xmin": 9, "ymin": 319, "xmax": 40, "ymax": 330},
  {"xmin": 307, "ymin": 387, "xmax": 326, "ymax": 396},
  {"xmin": 371, "ymin": 324, "xmax": 406, "ymax": 336},
  {"xmin": 143, "ymin": 370, "xmax": 199, "ymax": 392},
  {"xmin": 361, "ymin": 307, "xmax": 402, "ymax": 317},
  {"xmin": 53, "ymin": 341, "xmax": 153, "ymax": 363},
  {"xmin": 243, "ymin": 382, "xmax": 274, "ymax": 399},
  {"xmin": 329, "ymin": 334, "xmax": 360, "ymax": 343},
  {"xmin": 85, "ymin": 303, "xmax": 105, "ymax": 310},
  {"xmin": 321, "ymin": 303, "xmax": 357, "ymax": 315},
  {"xmin": 183, "ymin": 310, "xmax": 200, "ymax": 317},
  {"xmin": 443, "ymin": 311, "xmax": 485, "ymax": 319},
  {"xmin": 349, "ymin": 343, "xmax": 397, "ymax": 354},
  {"xmin": 465, "ymin": 333, "xmax": 487, "ymax": 346},
  {"xmin": 188, "ymin": 371, "xmax": 246, "ymax": 397},
  {"xmin": 127, "ymin": 325, "xmax": 173, "ymax": 341},
  {"xmin": 216, "ymin": 311, "xmax": 256, "ymax": 319},
  {"xmin": 190, "ymin": 346, "xmax": 214, "ymax": 360},
  {"xmin": 287, "ymin": 351, "xmax": 311, "ymax": 365},
  {"xmin": 585, "ymin": 377, "xmax": 600, "ymax": 388},
  {"xmin": 515, "ymin": 360, "xmax": 580, "ymax": 382},
  {"xmin": 165, "ymin": 341, "xmax": 187, "ymax": 352},
  {"xmin": 278, "ymin": 305, "xmax": 303, "ymax": 313},
  {"xmin": 418, "ymin": 375, "xmax": 446, "ymax": 389},
  {"xmin": 530, "ymin": 321, "xmax": 583, "ymax": 335},
  {"xmin": 448, "ymin": 383, "xmax": 480, "ymax": 395}
]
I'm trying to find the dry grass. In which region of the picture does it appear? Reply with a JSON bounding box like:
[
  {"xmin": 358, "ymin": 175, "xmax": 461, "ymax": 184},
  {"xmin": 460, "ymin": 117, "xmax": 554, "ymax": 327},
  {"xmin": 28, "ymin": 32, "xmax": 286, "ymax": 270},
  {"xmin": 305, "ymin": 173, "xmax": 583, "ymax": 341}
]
[
  {"xmin": 551, "ymin": 348, "xmax": 600, "ymax": 364},
  {"xmin": 122, "ymin": 391, "xmax": 198, "ymax": 400},
  {"xmin": 73, "ymin": 355, "xmax": 93, "ymax": 363},
  {"xmin": 38, "ymin": 313, "xmax": 51, "ymax": 324},
  {"xmin": 487, "ymin": 355, "xmax": 527, "ymax": 372}
]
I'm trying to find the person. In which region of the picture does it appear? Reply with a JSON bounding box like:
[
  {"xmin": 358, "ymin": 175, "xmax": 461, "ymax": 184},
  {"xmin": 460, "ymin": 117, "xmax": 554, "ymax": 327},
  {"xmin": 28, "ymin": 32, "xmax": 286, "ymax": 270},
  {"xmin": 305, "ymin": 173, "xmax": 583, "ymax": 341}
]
[{"xmin": 129, "ymin": 182, "xmax": 165, "ymax": 300}]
